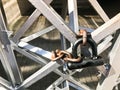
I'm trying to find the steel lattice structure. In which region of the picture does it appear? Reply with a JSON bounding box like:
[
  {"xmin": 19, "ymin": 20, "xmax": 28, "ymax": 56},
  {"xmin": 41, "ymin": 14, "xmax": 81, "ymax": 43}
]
[{"xmin": 0, "ymin": 0, "xmax": 120, "ymax": 90}]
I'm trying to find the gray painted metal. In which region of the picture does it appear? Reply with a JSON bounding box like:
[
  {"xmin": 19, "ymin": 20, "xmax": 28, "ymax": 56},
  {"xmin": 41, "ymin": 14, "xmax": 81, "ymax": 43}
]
[
  {"xmin": 0, "ymin": 9, "xmax": 23, "ymax": 87},
  {"xmin": 1, "ymin": 0, "xmax": 120, "ymax": 90},
  {"xmin": 28, "ymin": 0, "xmax": 77, "ymax": 44},
  {"xmin": 0, "ymin": 77, "xmax": 12, "ymax": 90},
  {"xmin": 12, "ymin": 0, "xmax": 53, "ymax": 43}
]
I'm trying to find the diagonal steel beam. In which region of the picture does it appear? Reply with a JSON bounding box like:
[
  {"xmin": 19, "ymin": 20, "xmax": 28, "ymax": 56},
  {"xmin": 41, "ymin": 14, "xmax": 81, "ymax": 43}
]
[
  {"xmin": 91, "ymin": 13, "xmax": 120, "ymax": 43},
  {"xmin": 17, "ymin": 61, "xmax": 63, "ymax": 89},
  {"xmin": 17, "ymin": 41, "xmax": 91, "ymax": 90},
  {"xmin": 21, "ymin": 25, "xmax": 55, "ymax": 42},
  {"xmin": 97, "ymin": 34, "xmax": 120, "ymax": 90},
  {"xmin": 88, "ymin": 0, "xmax": 109, "ymax": 22},
  {"xmin": 28, "ymin": 0, "xmax": 77, "ymax": 44},
  {"xmin": 0, "ymin": 77, "xmax": 12, "ymax": 90},
  {"xmin": 0, "ymin": 10, "xmax": 23, "ymax": 87},
  {"xmin": 12, "ymin": 0, "xmax": 53, "ymax": 43}
]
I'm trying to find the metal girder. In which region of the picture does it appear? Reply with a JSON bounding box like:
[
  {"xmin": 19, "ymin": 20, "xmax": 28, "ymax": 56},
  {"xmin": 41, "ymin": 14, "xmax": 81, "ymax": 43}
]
[
  {"xmin": 96, "ymin": 34, "xmax": 120, "ymax": 90},
  {"xmin": 97, "ymin": 35, "xmax": 113, "ymax": 55},
  {"xmin": 46, "ymin": 78, "xmax": 87, "ymax": 90},
  {"xmin": 92, "ymin": 13, "xmax": 120, "ymax": 43},
  {"xmin": 18, "ymin": 41, "xmax": 52, "ymax": 59},
  {"xmin": 0, "ymin": 11, "xmax": 7, "ymax": 30},
  {"xmin": 46, "ymin": 77, "xmax": 65, "ymax": 90},
  {"xmin": 21, "ymin": 25, "xmax": 55, "ymax": 42},
  {"xmin": 69, "ymin": 82, "xmax": 85, "ymax": 90},
  {"xmin": 28, "ymin": 0, "xmax": 77, "ymax": 44},
  {"xmin": 17, "ymin": 61, "xmax": 63, "ymax": 89},
  {"xmin": 28, "ymin": 0, "xmax": 120, "ymax": 44},
  {"xmin": 1, "ymin": 0, "xmax": 120, "ymax": 90},
  {"xmin": 18, "ymin": 41, "xmax": 91, "ymax": 89},
  {"xmin": 18, "ymin": 12, "xmax": 120, "ymax": 53},
  {"xmin": 68, "ymin": 0, "xmax": 79, "ymax": 33},
  {"xmin": 13, "ymin": 45, "xmax": 49, "ymax": 66},
  {"xmin": 88, "ymin": 0, "xmax": 110, "ymax": 22},
  {"xmin": 66, "ymin": 75, "xmax": 90, "ymax": 90},
  {"xmin": 17, "ymin": 0, "xmax": 120, "ymax": 89},
  {"xmin": 0, "ymin": 9, "xmax": 23, "ymax": 87},
  {"xmin": 12, "ymin": 9, "xmax": 41, "ymax": 43},
  {"xmin": 12, "ymin": 0, "xmax": 53, "ymax": 43},
  {"xmin": 0, "ymin": 77, "xmax": 12, "ymax": 90}
]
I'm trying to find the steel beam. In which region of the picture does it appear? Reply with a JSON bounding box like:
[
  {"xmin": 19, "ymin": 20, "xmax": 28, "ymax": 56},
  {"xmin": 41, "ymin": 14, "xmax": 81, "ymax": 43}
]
[
  {"xmin": 18, "ymin": 41, "xmax": 52, "ymax": 59},
  {"xmin": 21, "ymin": 25, "xmax": 55, "ymax": 42},
  {"xmin": 13, "ymin": 45, "xmax": 48, "ymax": 65},
  {"xmin": 18, "ymin": 41, "xmax": 91, "ymax": 89},
  {"xmin": 46, "ymin": 77, "xmax": 65, "ymax": 90},
  {"xmin": 0, "ymin": 77, "xmax": 12, "ymax": 90},
  {"xmin": 28, "ymin": 0, "xmax": 77, "ymax": 44},
  {"xmin": 17, "ymin": 12, "xmax": 120, "ymax": 89},
  {"xmin": 97, "ymin": 35, "xmax": 113, "ymax": 54},
  {"xmin": 96, "ymin": 34, "xmax": 120, "ymax": 90},
  {"xmin": 0, "ymin": 10, "xmax": 23, "ymax": 87},
  {"xmin": 68, "ymin": 0, "xmax": 79, "ymax": 33},
  {"xmin": 91, "ymin": 13, "xmax": 120, "ymax": 43},
  {"xmin": 88, "ymin": 0, "xmax": 109, "ymax": 22},
  {"xmin": 17, "ymin": 61, "xmax": 63, "ymax": 89},
  {"xmin": 12, "ymin": 0, "xmax": 53, "ymax": 43},
  {"xmin": 12, "ymin": 9, "xmax": 40, "ymax": 43}
]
